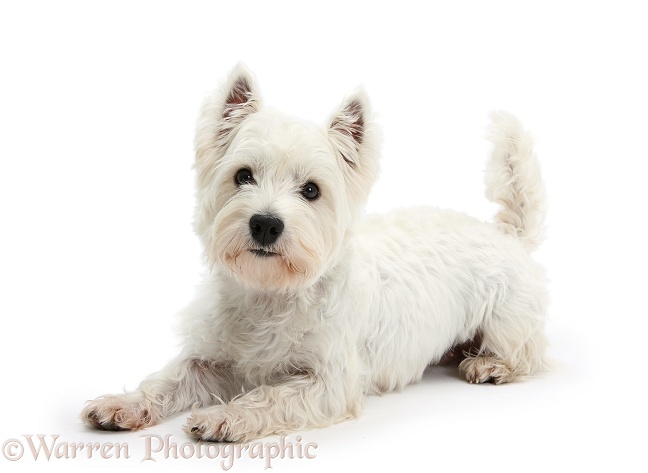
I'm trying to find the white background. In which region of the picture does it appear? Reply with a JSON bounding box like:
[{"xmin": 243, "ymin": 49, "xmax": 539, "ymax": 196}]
[{"xmin": 1, "ymin": 1, "xmax": 647, "ymax": 472}]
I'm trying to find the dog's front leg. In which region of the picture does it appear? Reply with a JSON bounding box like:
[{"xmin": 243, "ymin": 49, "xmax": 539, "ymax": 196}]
[
  {"xmin": 82, "ymin": 356, "xmax": 240, "ymax": 431},
  {"xmin": 185, "ymin": 371, "xmax": 362, "ymax": 442}
]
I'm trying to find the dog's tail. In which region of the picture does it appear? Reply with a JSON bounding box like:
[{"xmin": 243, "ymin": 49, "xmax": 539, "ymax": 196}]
[{"xmin": 485, "ymin": 112, "xmax": 545, "ymax": 252}]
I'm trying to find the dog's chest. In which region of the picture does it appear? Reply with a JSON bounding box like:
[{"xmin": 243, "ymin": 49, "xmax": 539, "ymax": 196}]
[{"xmin": 219, "ymin": 296, "xmax": 321, "ymax": 383}]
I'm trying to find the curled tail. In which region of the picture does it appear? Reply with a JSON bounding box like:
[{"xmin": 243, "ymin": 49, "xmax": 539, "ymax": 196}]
[{"xmin": 485, "ymin": 112, "xmax": 545, "ymax": 252}]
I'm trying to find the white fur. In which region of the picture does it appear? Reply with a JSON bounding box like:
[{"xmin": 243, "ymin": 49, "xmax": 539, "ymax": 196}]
[{"xmin": 82, "ymin": 64, "xmax": 548, "ymax": 442}]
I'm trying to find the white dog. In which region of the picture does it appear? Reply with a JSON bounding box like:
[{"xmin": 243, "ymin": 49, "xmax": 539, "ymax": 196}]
[{"xmin": 82, "ymin": 64, "xmax": 548, "ymax": 442}]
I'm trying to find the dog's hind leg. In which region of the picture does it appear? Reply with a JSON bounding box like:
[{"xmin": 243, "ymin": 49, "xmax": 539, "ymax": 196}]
[{"xmin": 459, "ymin": 282, "xmax": 548, "ymax": 384}]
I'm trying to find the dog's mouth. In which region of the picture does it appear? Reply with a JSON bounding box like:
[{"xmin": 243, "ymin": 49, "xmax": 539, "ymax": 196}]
[{"xmin": 250, "ymin": 249, "xmax": 279, "ymax": 258}]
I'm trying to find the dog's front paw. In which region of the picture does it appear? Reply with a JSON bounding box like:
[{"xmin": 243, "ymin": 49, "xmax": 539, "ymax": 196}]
[
  {"xmin": 82, "ymin": 393, "xmax": 156, "ymax": 431},
  {"xmin": 184, "ymin": 406, "xmax": 258, "ymax": 443}
]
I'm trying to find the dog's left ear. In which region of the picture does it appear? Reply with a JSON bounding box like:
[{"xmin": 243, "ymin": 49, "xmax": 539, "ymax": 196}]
[{"xmin": 328, "ymin": 88, "xmax": 380, "ymax": 200}]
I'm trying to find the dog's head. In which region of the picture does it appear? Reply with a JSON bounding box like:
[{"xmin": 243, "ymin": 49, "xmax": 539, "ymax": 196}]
[{"xmin": 193, "ymin": 64, "xmax": 380, "ymax": 292}]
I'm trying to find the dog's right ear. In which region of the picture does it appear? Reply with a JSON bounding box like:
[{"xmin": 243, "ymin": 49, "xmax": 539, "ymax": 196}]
[{"xmin": 195, "ymin": 63, "xmax": 261, "ymax": 163}]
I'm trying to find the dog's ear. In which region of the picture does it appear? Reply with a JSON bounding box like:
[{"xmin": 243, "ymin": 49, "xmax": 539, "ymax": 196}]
[
  {"xmin": 220, "ymin": 64, "xmax": 260, "ymax": 124},
  {"xmin": 328, "ymin": 88, "xmax": 380, "ymax": 201},
  {"xmin": 328, "ymin": 91, "xmax": 366, "ymax": 169},
  {"xmin": 195, "ymin": 63, "xmax": 261, "ymax": 163}
]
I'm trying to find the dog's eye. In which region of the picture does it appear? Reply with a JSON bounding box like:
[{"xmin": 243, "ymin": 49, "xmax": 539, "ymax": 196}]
[
  {"xmin": 301, "ymin": 182, "xmax": 320, "ymax": 200},
  {"xmin": 235, "ymin": 168, "xmax": 255, "ymax": 186}
]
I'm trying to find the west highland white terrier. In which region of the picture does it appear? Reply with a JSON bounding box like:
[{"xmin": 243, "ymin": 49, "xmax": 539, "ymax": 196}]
[{"xmin": 82, "ymin": 64, "xmax": 548, "ymax": 442}]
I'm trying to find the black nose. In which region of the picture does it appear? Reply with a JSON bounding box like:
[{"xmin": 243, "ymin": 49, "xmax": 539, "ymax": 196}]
[{"xmin": 249, "ymin": 214, "xmax": 284, "ymax": 246}]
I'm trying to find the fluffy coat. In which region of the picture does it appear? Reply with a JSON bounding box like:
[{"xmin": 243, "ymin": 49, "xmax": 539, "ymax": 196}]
[{"xmin": 82, "ymin": 64, "xmax": 548, "ymax": 442}]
